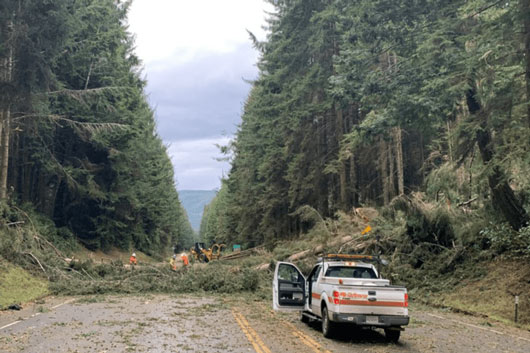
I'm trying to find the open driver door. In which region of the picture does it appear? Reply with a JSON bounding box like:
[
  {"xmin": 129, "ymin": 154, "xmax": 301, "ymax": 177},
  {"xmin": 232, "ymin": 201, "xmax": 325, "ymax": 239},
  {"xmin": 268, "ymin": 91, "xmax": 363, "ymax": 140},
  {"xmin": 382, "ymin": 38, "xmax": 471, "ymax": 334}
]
[{"xmin": 273, "ymin": 262, "xmax": 306, "ymax": 311}]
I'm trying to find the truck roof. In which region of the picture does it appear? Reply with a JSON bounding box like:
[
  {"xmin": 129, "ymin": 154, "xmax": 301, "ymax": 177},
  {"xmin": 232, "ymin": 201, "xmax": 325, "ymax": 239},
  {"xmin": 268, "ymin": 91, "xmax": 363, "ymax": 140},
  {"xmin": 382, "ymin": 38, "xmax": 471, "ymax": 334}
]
[
  {"xmin": 318, "ymin": 254, "xmax": 384, "ymax": 264},
  {"xmin": 323, "ymin": 261, "xmax": 374, "ymax": 268}
]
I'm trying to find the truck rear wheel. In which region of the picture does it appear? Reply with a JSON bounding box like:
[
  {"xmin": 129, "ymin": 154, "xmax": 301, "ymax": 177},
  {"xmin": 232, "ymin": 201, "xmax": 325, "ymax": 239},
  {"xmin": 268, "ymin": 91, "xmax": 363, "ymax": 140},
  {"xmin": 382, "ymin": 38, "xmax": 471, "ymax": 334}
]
[
  {"xmin": 384, "ymin": 328, "xmax": 401, "ymax": 343},
  {"xmin": 321, "ymin": 306, "xmax": 335, "ymax": 338}
]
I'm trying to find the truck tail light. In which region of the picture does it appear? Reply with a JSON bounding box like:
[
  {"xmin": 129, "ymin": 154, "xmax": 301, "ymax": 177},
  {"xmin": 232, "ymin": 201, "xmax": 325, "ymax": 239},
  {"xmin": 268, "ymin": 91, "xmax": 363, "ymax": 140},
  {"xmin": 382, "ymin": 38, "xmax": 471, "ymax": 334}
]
[
  {"xmin": 404, "ymin": 293, "xmax": 409, "ymax": 307},
  {"xmin": 332, "ymin": 291, "xmax": 340, "ymax": 304}
]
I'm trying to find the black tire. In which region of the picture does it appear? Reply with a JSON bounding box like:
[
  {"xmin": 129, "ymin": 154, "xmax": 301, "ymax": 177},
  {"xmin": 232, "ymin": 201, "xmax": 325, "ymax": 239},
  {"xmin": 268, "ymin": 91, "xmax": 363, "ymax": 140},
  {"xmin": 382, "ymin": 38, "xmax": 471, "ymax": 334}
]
[
  {"xmin": 384, "ymin": 328, "xmax": 401, "ymax": 343},
  {"xmin": 301, "ymin": 313, "xmax": 310, "ymax": 324},
  {"xmin": 199, "ymin": 253, "xmax": 209, "ymax": 263},
  {"xmin": 321, "ymin": 306, "xmax": 335, "ymax": 338}
]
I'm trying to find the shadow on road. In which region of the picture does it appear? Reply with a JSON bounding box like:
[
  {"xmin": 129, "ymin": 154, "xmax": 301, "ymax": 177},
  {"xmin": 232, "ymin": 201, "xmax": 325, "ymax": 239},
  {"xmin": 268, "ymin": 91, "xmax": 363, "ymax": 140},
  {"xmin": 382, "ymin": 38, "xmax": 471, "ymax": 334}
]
[{"xmin": 305, "ymin": 320, "xmax": 412, "ymax": 349}]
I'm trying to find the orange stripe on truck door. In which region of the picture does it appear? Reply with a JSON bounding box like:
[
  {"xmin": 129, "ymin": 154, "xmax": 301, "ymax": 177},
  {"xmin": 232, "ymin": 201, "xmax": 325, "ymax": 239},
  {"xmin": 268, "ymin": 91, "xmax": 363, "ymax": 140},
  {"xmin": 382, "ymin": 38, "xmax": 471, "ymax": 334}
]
[{"xmin": 311, "ymin": 293, "xmax": 321, "ymax": 300}]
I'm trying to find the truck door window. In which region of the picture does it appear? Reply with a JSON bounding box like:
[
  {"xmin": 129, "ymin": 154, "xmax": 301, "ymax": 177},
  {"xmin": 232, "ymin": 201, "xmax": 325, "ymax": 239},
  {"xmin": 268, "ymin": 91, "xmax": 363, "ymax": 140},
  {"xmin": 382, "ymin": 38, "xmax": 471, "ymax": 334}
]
[
  {"xmin": 312, "ymin": 265, "xmax": 321, "ymax": 282},
  {"xmin": 325, "ymin": 266, "xmax": 377, "ymax": 279},
  {"xmin": 278, "ymin": 264, "xmax": 303, "ymax": 283},
  {"xmin": 277, "ymin": 263, "xmax": 304, "ymax": 306}
]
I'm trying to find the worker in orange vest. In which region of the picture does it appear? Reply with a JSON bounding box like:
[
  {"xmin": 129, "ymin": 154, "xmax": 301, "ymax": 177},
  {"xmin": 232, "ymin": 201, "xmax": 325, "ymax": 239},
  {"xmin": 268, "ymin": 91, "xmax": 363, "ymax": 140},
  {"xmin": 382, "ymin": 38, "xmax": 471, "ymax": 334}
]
[
  {"xmin": 129, "ymin": 252, "xmax": 138, "ymax": 266},
  {"xmin": 169, "ymin": 254, "xmax": 177, "ymax": 271},
  {"xmin": 181, "ymin": 252, "xmax": 189, "ymax": 267}
]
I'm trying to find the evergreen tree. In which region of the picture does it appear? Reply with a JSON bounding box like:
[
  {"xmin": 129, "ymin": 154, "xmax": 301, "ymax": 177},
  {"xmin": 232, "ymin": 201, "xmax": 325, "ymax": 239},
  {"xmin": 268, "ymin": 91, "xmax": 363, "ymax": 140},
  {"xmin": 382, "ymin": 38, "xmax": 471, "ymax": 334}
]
[
  {"xmin": 1, "ymin": 0, "xmax": 194, "ymax": 253},
  {"xmin": 207, "ymin": 0, "xmax": 529, "ymax": 246}
]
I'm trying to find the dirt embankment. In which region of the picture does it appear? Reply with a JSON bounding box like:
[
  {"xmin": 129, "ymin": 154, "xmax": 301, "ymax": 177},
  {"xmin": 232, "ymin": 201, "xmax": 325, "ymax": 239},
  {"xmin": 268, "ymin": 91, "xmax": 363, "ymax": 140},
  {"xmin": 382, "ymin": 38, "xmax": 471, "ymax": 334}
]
[{"xmin": 430, "ymin": 259, "xmax": 530, "ymax": 326}]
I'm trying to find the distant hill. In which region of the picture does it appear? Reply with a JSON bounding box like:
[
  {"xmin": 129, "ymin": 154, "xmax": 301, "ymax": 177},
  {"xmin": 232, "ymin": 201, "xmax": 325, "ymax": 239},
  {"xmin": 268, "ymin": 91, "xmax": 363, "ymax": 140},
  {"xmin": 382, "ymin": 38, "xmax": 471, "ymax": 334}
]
[{"xmin": 178, "ymin": 190, "xmax": 218, "ymax": 231}]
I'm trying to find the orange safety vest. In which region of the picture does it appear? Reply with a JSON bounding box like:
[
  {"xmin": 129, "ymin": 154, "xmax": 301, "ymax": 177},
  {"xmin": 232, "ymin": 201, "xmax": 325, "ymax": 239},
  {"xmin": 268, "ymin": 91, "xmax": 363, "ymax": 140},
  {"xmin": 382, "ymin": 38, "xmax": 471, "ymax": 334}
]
[
  {"xmin": 129, "ymin": 256, "xmax": 137, "ymax": 265},
  {"xmin": 181, "ymin": 254, "xmax": 189, "ymax": 266}
]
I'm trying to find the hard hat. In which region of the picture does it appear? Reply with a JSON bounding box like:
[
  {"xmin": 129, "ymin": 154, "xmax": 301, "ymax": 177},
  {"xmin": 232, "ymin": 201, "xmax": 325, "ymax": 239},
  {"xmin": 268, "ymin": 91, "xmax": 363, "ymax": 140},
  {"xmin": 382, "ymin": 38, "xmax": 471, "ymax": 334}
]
[
  {"xmin": 132, "ymin": 253, "xmax": 136, "ymax": 257},
  {"xmin": 172, "ymin": 254, "xmax": 176, "ymax": 259},
  {"xmin": 181, "ymin": 253, "xmax": 186, "ymax": 257}
]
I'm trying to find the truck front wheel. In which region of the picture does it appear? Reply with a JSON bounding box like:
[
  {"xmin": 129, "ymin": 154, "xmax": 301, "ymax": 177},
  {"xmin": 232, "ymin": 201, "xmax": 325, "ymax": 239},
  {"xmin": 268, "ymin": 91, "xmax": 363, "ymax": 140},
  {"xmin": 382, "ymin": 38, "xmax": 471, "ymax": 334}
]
[
  {"xmin": 321, "ymin": 306, "xmax": 335, "ymax": 338},
  {"xmin": 384, "ymin": 328, "xmax": 401, "ymax": 343}
]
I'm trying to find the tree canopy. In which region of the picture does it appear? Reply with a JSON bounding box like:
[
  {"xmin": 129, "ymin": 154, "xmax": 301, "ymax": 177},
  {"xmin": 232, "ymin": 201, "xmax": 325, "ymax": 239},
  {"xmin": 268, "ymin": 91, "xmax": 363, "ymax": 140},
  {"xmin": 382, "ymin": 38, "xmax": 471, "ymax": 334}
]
[
  {"xmin": 0, "ymin": 0, "xmax": 193, "ymax": 254},
  {"xmin": 201, "ymin": 0, "xmax": 529, "ymax": 247}
]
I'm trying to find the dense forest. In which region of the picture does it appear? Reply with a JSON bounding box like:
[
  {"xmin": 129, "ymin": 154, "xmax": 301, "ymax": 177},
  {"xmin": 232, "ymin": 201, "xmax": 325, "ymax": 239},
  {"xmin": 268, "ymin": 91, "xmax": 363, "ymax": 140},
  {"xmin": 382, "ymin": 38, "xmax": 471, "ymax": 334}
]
[
  {"xmin": 0, "ymin": 0, "xmax": 194, "ymax": 254},
  {"xmin": 201, "ymin": 0, "xmax": 530, "ymax": 249}
]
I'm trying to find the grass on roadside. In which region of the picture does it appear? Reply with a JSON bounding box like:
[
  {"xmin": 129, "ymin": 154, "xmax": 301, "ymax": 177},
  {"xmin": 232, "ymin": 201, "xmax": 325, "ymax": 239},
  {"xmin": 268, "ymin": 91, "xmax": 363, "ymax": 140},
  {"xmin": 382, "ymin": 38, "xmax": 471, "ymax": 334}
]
[{"xmin": 0, "ymin": 259, "xmax": 49, "ymax": 309}]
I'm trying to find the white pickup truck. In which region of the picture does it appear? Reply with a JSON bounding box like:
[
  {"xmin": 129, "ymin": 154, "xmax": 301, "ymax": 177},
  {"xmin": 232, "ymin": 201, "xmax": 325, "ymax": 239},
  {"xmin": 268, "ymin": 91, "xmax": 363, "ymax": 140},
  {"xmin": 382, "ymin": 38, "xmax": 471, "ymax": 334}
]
[{"xmin": 272, "ymin": 254, "xmax": 409, "ymax": 342}]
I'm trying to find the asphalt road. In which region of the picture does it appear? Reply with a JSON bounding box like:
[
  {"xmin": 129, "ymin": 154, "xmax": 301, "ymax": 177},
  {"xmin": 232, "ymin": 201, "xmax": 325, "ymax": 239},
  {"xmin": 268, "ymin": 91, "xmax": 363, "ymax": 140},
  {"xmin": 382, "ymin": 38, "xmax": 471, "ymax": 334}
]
[{"xmin": 1, "ymin": 295, "xmax": 529, "ymax": 352}]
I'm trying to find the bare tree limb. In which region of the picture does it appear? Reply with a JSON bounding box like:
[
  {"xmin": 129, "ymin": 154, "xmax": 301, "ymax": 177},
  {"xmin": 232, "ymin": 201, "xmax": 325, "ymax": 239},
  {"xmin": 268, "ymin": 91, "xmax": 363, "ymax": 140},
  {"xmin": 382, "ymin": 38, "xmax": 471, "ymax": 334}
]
[
  {"xmin": 3, "ymin": 220, "xmax": 24, "ymax": 226},
  {"xmin": 457, "ymin": 197, "xmax": 478, "ymax": 207},
  {"xmin": 23, "ymin": 252, "xmax": 46, "ymax": 274},
  {"xmin": 81, "ymin": 268, "xmax": 95, "ymax": 281}
]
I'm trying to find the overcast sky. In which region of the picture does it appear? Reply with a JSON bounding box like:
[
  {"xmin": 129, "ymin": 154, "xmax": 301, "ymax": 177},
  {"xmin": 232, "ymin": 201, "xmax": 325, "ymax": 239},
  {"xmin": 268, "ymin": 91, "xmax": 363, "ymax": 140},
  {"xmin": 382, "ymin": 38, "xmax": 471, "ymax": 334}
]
[{"xmin": 128, "ymin": 0, "xmax": 272, "ymax": 190}]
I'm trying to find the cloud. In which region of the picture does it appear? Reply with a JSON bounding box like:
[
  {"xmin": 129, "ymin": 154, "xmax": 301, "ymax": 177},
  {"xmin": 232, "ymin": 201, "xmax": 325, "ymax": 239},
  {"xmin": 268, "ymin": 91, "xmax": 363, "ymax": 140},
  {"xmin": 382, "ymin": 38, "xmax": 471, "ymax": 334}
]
[
  {"xmin": 147, "ymin": 44, "xmax": 258, "ymax": 141},
  {"xmin": 168, "ymin": 137, "xmax": 232, "ymax": 190},
  {"xmin": 128, "ymin": 0, "xmax": 272, "ymax": 64},
  {"xmin": 128, "ymin": 0, "xmax": 273, "ymax": 190}
]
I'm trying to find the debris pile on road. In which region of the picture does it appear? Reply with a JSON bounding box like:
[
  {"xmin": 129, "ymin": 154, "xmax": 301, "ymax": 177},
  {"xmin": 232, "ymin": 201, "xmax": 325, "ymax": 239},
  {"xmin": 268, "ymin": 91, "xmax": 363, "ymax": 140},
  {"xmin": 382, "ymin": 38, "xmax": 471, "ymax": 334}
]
[{"xmin": 50, "ymin": 260, "xmax": 264, "ymax": 296}]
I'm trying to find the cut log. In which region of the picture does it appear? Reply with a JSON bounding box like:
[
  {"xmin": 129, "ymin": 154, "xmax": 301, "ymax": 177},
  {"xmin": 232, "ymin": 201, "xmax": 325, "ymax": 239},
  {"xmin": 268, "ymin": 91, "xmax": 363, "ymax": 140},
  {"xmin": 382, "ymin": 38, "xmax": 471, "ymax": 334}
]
[
  {"xmin": 286, "ymin": 236, "xmax": 357, "ymax": 262},
  {"xmin": 255, "ymin": 263, "xmax": 270, "ymax": 271},
  {"xmin": 287, "ymin": 250, "xmax": 312, "ymax": 262},
  {"xmin": 329, "ymin": 236, "xmax": 353, "ymax": 247},
  {"xmin": 350, "ymin": 240, "xmax": 375, "ymax": 252},
  {"xmin": 314, "ymin": 245, "xmax": 325, "ymax": 254},
  {"xmin": 221, "ymin": 246, "xmax": 264, "ymax": 261},
  {"xmin": 355, "ymin": 208, "xmax": 379, "ymax": 222}
]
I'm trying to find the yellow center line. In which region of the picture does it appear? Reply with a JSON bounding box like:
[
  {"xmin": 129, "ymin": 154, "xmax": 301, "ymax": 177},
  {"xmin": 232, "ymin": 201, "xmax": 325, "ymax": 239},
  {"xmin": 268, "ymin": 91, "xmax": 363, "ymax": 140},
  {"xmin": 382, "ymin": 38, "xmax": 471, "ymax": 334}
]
[
  {"xmin": 291, "ymin": 329, "xmax": 322, "ymax": 353},
  {"xmin": 235, "ymin": 311, "xmax": 272, "ymax": 353},
  {"xmin": 232, "ymin": 310, "xmax": 265, "ymax": 353},
  {"xmin": 256, "ymin": 303, "xmax": 333, "ymax": 353},
  {"xmin": 232, "ymin": 309, "xmax": 272, "ymax": 353},
  {"xmin": 284, "ymin": 320, "xmax": 332, "ymax": 353}
]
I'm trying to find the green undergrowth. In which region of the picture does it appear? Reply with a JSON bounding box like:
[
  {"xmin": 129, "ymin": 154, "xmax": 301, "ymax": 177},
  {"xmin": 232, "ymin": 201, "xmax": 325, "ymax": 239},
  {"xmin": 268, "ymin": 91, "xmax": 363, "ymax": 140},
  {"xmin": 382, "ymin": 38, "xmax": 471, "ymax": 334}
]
[
  {"xmin": 0, "ymin": 259, "xmax": 49, "ymax": 309},
  {"xmin": 0, "ymin": 203, "xmax": 271, "ymax": 304},
  {"xmin": 371, "ymin": 197, "xmax": 530, "ymax": 327}
]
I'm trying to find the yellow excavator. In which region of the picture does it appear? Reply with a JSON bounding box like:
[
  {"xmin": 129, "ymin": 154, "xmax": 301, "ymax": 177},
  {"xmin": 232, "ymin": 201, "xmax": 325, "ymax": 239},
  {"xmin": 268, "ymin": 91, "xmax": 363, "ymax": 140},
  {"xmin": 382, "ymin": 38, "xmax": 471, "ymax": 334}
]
[{"xmin": 190, "ymin": 242, "xmax": 226, "ymax": 263}]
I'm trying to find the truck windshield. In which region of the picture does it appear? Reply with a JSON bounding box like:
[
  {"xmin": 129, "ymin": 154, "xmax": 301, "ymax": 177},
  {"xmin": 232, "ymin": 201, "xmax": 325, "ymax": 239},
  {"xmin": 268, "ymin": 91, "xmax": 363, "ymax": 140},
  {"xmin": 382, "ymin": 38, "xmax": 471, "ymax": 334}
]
[{"xmin": 325, "ymin": 266, "xmax": 377, "ymax": 279}]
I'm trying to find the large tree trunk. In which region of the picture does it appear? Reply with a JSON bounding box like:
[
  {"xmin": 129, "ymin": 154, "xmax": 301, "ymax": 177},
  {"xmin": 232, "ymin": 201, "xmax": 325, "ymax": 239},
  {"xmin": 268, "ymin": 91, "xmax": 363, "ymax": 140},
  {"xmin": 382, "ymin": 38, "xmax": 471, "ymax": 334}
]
[
  {"xmin": 521, "ymin": 0, "xmax": 530, "ymax": 128},
  {"xmin": 336, "ymin": 106, "xmax": 347, "ymax": 208},
  {"xmin": 349, "ymin": 154, "xmax": 358, "ymax": 205},
  {"xmin": 9, "ymin": 126, "xmax": 18, "ymax": 194},
  {"xmin": 393, "ymin": 126, "xmax": 405, "ymax": 195},
  {"xmin": 387, "ymin": 138, "xmax": 395, "ymax": 199},
  {"xmin": 466, "ymin": 89, "xmax": 529, "ymax": 230},
  {"xmin": 0, "ymin": 108, "xmax": 11, "ymax": 200},
  {"xmin": 0, "ymin": 40, "xmax": 13, "ymax": 200},
  {"xmin": 379, "ymin": 138, "xmax": 390, "ymax": 205}
]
